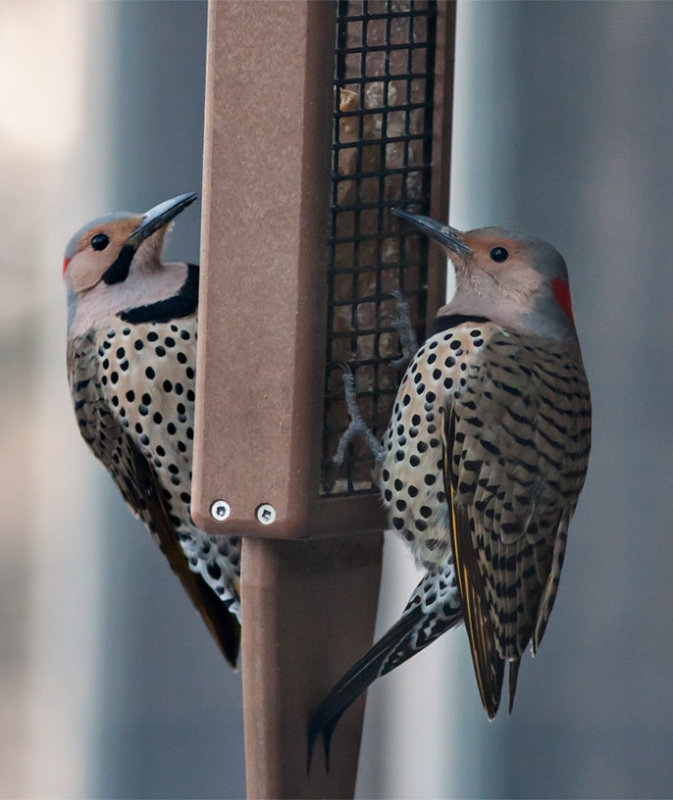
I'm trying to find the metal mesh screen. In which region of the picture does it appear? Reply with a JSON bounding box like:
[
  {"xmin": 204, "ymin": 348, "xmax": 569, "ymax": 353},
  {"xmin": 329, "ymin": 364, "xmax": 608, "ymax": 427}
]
[{"xmin": 322, "ymin": 0, "xmax": 438, "ymax": 497}]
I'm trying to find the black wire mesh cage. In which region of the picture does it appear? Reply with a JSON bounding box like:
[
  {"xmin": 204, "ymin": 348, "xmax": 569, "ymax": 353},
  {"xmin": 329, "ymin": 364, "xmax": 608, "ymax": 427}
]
[{"xmin": 322, "ymin": 0, "xmax": 439, "ymax": 496}]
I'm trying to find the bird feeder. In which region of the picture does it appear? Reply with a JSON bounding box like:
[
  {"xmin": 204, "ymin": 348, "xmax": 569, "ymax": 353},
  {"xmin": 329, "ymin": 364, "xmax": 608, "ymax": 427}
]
[{"xmin": 192, "ymin": 1, "xmax": 456, "ymax": 796}]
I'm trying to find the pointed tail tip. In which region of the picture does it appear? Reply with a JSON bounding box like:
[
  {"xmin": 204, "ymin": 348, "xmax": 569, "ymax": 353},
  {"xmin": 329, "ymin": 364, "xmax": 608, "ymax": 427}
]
[
  {"xmin": 507, "ymin": 658, "xmax": 521, "ymax": 715},
  {"xmin": 323, "ymin": 729, "xmax": 332, "ymax": 774},
  {"xmin": 483, "ymin": 658, "xmax": 520, "ymax": 718},
  {"xmin": 306, "ymin": 722, "xmax": 334, "ymax": 775},
  {"xmin": 306, "ymin": 731, "xmax": 315, "ymax": 775},
  {"xmin": 485, "ymin": 694, "xmax": 500, "ymax": 721},
  {"xmin": 224, "ymin": 648, "xmax": 239, "ymax": 671}
]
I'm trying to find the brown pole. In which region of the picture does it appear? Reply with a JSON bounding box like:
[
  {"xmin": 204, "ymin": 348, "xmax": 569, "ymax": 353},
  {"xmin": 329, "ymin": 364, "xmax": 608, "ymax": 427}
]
[
  {"xmin": 241, "ymin": 534, "xmax": 382, "ymax": 798},
  {"xmin": 195, "ymin": 2, "xmax": 383, "ymax": 797}
]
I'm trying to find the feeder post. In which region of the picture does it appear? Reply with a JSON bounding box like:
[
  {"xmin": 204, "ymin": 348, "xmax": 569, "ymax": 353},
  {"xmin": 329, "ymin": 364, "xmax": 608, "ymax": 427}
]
[
  {"xmin": 193, "ymin": 1, "xmax": 457, "ymax": 797},
  {"xmin": 194, "ymin": 2, "xmax": 383, "ymax": 797}
]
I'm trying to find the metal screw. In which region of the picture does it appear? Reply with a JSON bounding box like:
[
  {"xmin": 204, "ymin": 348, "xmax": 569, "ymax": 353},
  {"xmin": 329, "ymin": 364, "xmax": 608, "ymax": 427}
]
[
  {"xmin": 210, "ymin": 499, "xmax": 231, "ymax": 522},
  {"xmin": 256, "ymin": 503, "xmax": 276, "ymax": 525}
]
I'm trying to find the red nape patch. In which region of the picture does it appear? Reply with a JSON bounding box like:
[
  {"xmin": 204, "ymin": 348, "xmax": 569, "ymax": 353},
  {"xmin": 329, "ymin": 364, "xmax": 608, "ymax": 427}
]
[
  {"xmin": 62, "ymin": 257, "xmax": 70, "ymax": 277},
  {"xmin": 552, "ymin": 277, "xmax": 574, "ymax": 321}
]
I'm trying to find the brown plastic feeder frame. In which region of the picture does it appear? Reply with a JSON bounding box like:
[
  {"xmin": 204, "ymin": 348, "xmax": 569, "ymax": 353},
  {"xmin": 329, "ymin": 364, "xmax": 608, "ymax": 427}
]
[{"xmin": 192, "ymin": 2, "xmax": 456, "ymax": 797}]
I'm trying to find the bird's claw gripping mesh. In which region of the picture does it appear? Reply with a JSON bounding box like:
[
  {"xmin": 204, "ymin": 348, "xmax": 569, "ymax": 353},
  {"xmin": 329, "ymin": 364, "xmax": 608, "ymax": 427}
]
[
  {"xmin": 331, "ymin": 367, "xmax": 387, "ymax": 468},
  {"xmin": 385, "ymin": 290, "xmax": 419, "ymax": 366}
]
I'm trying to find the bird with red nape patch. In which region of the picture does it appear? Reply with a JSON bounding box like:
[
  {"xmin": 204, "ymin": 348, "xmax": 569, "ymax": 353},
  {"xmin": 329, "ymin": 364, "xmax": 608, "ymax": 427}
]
[{"xmin": 308, "ymin": 211, "xmax": 591, "ymax": 770}]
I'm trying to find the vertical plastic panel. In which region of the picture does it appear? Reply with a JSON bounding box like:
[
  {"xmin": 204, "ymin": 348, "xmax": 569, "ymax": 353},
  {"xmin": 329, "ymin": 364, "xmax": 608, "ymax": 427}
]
[
  {"xmin": 426, "ymin": 0, "xmax": 456, "ymax": 325},
  {"xmin": 241, "ymin": 534, "xmax": 382, "ymax": 798},
  {"xmin": 192, "ymin": 0, "xmax": 337, "ymax": 539}
]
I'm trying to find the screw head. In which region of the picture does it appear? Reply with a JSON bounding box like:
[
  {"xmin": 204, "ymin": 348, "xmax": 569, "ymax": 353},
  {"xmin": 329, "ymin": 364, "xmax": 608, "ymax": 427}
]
[
  {"xmin": 256, "ymin": 503, "xmax": 276, "ymax": 525},
  {"xmin": 210, "ymin": 499, "xmax": 231, "ymax": 522}
]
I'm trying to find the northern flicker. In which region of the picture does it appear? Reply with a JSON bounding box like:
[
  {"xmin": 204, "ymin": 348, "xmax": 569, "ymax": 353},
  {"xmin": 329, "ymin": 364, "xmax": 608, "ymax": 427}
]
[
  {"xmin": 309, "ymin": 210, "xmax": 591, "ymax": 765},
  {"xmin": 64, "ymin": 192, "xmax": 241, "ymax": 667}
]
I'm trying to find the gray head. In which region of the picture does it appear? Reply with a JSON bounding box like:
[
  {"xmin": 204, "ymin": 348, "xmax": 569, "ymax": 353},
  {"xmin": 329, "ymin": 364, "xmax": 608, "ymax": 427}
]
[
  {"xmin": 63, "ymin": 192, "xmax": 197, "ymax": 294},
  {"xmin": 394, "ymin": 211, "xmax": 577, "ymax": 341},
  {"xmin": 63, "ymin": 193, "xmax": 197, "ymax": 336}
]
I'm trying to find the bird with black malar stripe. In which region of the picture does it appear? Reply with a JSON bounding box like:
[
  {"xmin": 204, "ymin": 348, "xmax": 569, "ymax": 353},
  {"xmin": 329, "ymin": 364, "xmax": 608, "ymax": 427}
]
[
  {"xmin": 309, "ymin": 209, "xmax": 591, "ymax": 769},
  {"xmin": 64, "ymin": 193, "xmax": 241, "ymax": 669}
]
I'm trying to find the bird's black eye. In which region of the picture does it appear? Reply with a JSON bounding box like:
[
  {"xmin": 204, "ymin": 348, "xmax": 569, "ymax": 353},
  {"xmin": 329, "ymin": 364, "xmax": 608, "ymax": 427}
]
[
  {"xmin": 490, "ymin": 246, "xmax": 509, "ymax": 263},
  {"xmin": 91, "ymin": 233, "xmax": 110, "ymax": 251}
]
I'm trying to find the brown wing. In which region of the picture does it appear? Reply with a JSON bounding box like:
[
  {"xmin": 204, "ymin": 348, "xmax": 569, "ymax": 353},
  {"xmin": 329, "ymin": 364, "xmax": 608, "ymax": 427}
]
[
  {"xmin": 443, "ymin": 330, "xmax": 591, "ymax": 712},
  {"xmin": 68, "ymin": 337, "xmax": 240, "ymax": 667},
  {"xmin": 442, "ymin": 406, "xmax": 505, "ymax": 718},
  {"xmin": 128, "ymin": 441, "xmax": 241, "ymax": 668}
]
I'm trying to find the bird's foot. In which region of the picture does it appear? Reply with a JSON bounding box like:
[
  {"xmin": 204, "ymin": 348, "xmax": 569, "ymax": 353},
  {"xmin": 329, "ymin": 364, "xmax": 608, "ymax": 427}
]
[
  {"xmin": 387, "ymin": 290, "xmax": 419, "ymax": 367},
  {"xmin": 332, "ymin": 368, "xmax": 385, "ymax": 467}
]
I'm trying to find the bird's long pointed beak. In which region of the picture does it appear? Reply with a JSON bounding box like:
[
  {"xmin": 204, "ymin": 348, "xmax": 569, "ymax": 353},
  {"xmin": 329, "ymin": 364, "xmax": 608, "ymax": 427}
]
[
  {"xmin": 393, "ymin": 208, "xmax": 472, "ymax": 255},
  {"xmin": 126, "ymin": 192, "xmax": 198, "ymax": 247}
]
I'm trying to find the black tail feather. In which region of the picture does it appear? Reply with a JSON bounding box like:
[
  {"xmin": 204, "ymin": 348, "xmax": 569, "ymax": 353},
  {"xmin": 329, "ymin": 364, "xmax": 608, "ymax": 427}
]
[
  {"xmin": 307, "ymin": 592, "xmax": 463, "ymax": 772},
  {"xmin": 307, "ymin": 605, "xmax": 425, "ymax": 772},
  {"xmin": 508, "ymin": 657, "xmax": 521, "ymax": 714}
]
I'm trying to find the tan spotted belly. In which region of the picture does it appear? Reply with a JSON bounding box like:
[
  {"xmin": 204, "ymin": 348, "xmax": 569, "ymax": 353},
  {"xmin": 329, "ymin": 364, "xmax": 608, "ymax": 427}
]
[{"xmin": 379, "ymin": 323, "xmax": 489, "ymax": 568}]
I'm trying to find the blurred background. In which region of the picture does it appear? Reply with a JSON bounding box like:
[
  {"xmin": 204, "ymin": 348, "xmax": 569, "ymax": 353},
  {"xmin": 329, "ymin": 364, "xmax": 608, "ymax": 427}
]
[{"xmin": 1, "ymin": 1, "xmax": 672, "ymax": 798}]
